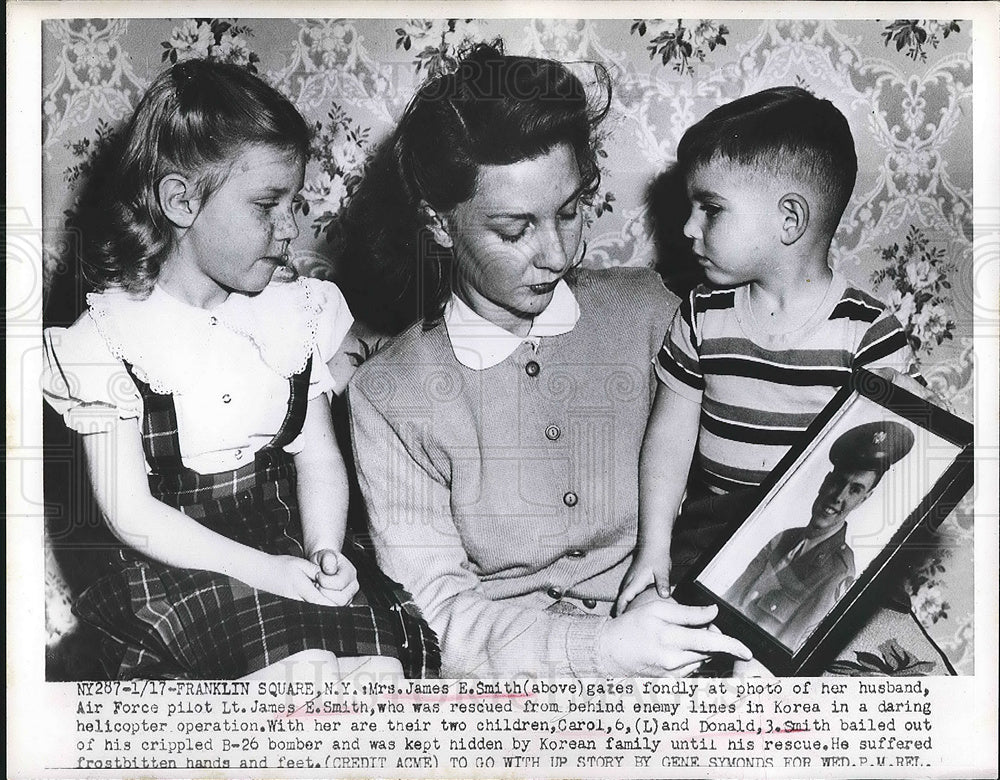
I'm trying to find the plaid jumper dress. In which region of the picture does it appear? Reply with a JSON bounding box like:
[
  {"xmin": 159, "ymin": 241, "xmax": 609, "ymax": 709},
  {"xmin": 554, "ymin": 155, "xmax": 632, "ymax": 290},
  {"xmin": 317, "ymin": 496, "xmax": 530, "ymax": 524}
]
[{"xmin": 72, "ymin": 358, "xmax": 439, "ymax": 679}]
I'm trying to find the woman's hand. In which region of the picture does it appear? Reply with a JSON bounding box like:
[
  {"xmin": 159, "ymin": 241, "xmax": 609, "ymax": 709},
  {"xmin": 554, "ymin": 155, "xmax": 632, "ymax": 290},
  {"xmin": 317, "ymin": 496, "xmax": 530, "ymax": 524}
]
[
  {"xmin": 310, "ymin": 548, "xmax": 360, "ymax": 607},
  {"xmin": 598, "ymin": 595, "xmax": 751, "ymax": 677}
]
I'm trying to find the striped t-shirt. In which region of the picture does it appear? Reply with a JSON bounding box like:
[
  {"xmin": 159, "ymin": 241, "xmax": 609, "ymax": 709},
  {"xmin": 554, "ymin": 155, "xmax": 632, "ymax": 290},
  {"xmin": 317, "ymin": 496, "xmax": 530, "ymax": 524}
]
[{"xmin": 655, "ymin": 272, "xmax": 917, "ymax": 494}]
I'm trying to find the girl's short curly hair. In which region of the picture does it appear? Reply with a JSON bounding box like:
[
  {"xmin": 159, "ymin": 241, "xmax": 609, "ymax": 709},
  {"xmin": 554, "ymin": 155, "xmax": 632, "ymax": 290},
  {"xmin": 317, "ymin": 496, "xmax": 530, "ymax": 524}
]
[
  {"xmin": 83, "ymin": 59, "xmax": 310, "ymax": 296},
  {"xmin": 342, "ymin": 40, "xmax": 611, "ymax": 334}
]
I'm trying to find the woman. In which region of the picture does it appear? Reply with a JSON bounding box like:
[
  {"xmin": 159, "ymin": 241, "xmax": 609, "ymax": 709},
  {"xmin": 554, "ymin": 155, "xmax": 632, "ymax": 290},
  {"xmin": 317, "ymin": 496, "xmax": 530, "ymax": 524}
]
[{"xmin": 345, "ymin": 42, "xmax": 751, "ymax": 678}]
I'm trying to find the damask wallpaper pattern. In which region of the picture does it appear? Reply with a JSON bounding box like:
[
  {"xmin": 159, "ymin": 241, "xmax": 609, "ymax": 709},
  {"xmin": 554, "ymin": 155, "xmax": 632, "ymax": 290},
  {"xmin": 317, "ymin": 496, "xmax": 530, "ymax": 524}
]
[{"xmin": 41, "ymin": 17, "xmax": 975, "ymax": 674}]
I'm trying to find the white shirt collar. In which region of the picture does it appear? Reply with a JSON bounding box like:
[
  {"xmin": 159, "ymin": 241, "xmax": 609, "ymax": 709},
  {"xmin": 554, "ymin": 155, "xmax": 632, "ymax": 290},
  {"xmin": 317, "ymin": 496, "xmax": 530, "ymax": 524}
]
[{"xmin": 443, "ymin": 279, "xmax": 581, "ymax": 370}]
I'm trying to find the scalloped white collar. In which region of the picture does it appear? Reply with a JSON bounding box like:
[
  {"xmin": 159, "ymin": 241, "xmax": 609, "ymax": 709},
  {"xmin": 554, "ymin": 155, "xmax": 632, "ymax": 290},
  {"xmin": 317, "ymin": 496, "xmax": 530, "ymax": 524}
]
[{"xmin": 86, "ymin": 279, "xmax": 323, "ymax": 393}]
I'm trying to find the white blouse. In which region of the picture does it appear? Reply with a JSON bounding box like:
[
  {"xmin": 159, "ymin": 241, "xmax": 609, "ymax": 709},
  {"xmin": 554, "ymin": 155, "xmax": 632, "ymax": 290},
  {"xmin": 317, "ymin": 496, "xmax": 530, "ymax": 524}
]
[{"xmin": 42, "ymin": 277, "xmax": 353, "ymax": 474}]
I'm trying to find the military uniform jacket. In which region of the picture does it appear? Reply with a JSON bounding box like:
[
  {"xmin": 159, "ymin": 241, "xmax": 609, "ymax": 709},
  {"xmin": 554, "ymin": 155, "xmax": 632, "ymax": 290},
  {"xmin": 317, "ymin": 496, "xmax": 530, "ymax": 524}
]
[{"xmin": 725, "ymin": 524, "xmax": 855, "ymax": 650}]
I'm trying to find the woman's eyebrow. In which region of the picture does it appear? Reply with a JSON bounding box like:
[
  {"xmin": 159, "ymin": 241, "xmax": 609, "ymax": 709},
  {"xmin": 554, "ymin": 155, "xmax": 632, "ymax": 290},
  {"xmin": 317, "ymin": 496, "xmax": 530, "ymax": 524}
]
[
  {"xmin": 485, "ymin": 182, "xmax": 587, "ymax": 219},
  {"xmin": 485, "ymin": 210, "xmax": 531, "ymax": 220},
  {"xmin": 560, "ymin": 181, "xmax": 588, "ymax": 209},
  {"xmin": 253, "ymin": 184, "xmax": 296, "ymax": 196},
  {"xmin": 688, "ymin": 187, "xmax": 725, "ymax": 202}
]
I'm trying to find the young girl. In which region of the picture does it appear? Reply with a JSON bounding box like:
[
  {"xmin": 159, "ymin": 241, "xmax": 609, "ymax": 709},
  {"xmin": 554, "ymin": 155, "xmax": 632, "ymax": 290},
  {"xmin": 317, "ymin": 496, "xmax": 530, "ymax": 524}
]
[{"xmin": 42, "ymin": 59, "xmax": 438, "ymax": 680}]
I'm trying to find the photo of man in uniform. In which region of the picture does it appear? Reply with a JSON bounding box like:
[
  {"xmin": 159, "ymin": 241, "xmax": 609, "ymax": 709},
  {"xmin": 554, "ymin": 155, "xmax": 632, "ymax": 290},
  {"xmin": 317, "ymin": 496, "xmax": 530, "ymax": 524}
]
[{"xmin": 725, "ymin": 421, "xmax": 915, "ymax": 650}]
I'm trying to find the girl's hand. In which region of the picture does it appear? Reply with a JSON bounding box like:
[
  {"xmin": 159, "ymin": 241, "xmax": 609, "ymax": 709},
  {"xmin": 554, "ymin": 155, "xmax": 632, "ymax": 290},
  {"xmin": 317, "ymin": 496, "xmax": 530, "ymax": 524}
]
[
  {"xmin": 260, "ymin": 555, "xmax": 353, "ymax": 607},
  {"xmin": 598, "ymin": 598, "xmax": 751, "ymax": 677},
  {"xmin": 309, "ymin": 549, "xmax": 359, "ymax": 607},
  {"xmin": 614, "ymin": 550, "xmax": 671, "ymax": 616}
]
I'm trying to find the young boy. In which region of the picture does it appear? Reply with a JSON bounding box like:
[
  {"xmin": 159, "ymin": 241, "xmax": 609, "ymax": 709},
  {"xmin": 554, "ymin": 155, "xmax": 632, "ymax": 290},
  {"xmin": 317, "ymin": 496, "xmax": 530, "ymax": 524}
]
[{"xmin": 616, "ymin": 86, "xmax": 920, "ymax": 613}]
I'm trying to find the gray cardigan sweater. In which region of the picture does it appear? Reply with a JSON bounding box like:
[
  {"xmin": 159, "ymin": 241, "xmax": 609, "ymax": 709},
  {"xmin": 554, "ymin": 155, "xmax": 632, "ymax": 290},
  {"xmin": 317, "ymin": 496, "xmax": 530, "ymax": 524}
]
[{"xmin": 349, "ymin": 267, "xmax": 677, "ymax": 677}]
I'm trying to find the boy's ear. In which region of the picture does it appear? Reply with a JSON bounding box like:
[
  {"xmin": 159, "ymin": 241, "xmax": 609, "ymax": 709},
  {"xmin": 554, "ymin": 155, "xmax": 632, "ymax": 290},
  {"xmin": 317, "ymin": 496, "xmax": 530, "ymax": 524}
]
[
  {"xmin": 421, "ymin": 201, "xmax": 453, "ymax": 249},
  {"xmin": 158, "ymin": 174, "xmax": 202, "ymax": 229},
  {"xmin": 778, "ymin": 192, "xmax": 809, "ymax": 245}
]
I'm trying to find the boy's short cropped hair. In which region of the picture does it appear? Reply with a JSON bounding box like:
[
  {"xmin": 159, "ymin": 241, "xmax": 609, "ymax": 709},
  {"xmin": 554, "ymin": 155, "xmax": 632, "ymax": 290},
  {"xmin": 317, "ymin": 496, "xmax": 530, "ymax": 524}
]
[{"xmin": 677, "ymin": 86, "xmax": 858, "ymax": 236}]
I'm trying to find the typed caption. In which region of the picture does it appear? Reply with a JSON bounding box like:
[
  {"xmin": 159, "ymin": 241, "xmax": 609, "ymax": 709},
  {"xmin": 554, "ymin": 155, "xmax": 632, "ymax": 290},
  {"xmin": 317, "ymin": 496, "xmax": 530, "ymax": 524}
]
[{"xmin": 51, "ymin": 674, "xmax": 977, "ymax": 777}]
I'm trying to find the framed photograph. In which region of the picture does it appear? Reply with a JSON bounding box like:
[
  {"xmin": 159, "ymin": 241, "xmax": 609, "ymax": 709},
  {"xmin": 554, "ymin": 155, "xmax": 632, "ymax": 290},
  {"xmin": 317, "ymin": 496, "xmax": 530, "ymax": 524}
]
[{"xmin": 673, "ymin": 368, "xmax": 974, "ymax": 676}]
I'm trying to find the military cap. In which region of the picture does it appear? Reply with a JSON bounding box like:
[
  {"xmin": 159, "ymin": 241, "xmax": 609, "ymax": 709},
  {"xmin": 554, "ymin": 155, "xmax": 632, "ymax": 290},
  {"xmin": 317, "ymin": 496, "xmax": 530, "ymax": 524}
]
[{"xmin": 829, "ymin": 421, "xmax": 915, "ymax": 474}]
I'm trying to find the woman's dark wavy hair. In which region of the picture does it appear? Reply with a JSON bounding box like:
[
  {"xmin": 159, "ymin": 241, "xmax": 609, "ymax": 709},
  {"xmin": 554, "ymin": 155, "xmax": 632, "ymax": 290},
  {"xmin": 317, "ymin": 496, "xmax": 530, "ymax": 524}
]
[
  {"xmin": 341, "ymin": 40, "xmax": 610, "ymax": 334},
  {"xmin": 82, "ymin": 59, "xmax": 310, "ymax": 296}
]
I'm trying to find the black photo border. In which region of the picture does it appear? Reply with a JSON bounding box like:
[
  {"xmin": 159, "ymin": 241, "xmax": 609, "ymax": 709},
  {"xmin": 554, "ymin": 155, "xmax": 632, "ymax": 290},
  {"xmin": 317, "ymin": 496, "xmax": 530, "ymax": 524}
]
[{"xmin": 672, "ymin": 368, "xmax": 974, "ymax": 676}]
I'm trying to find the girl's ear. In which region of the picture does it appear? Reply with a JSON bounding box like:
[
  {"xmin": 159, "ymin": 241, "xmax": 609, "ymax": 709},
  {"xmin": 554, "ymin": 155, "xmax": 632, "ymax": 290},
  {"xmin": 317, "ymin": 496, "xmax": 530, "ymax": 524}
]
[
  {"xmin": 158, "ymin": 173, "xmax": 202, "ymax": 229},
  {"xmin": 778, "ymin": 192, "xmax": 809, "ymax": 245},
  {"xmin": 421, "ymin": 201, "xmax": 453, "ymax": 249}
]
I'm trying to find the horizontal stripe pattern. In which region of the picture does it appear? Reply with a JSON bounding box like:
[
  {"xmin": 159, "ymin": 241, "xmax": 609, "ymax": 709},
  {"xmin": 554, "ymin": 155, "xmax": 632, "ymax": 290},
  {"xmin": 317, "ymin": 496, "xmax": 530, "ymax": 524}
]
[
  {"xmin": 694, "ymin": 455, "xmax": 770, "ymax": 494},
  {"xmin": 654, "ymin": 274, "xmax": 916, "ymax": 492},
  {"xmin": 693, "ymin": 288, "xmax": 736, "ymax": 315},
  {"xmin": 657, "ymin": 346, "xmax": 705, "ymax": 390},
  {"xmin": 700, "ymin": 356, "xmax": 851, "ymax": 386},
  {"xmin": 700, "ymin": 407, "xmax": 809, "ymax": 446},
  {"xmin": 829, "ymin": 291, "xmax": 883, "ymax": 323},
  {"xmin": 856, "ymin": 330, "xmax": 910, "ymax": 366},
  {"xmin": 701, "ymin": 396, "xmax": 823, "ymax": 428},
  {"xmin": 678, "ymin": 295, "xmax": 698, "ymax": 351},
  {"xmin": 699, "ymin": 337, "xmax": 854, "ymax": 365}
]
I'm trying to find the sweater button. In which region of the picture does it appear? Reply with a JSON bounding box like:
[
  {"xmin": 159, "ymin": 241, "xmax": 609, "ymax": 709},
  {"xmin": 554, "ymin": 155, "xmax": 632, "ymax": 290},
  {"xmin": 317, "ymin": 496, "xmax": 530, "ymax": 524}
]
[
  {"xmin": 546, "ymin": 586, "xmax": 563, "ymax": 600},
  {"xmin": 209, "ymin": 315, "xmax": 218, "ymax": 325},
  {"xmin": 545, "ymin": 424, "xmax": 561, "ymax": 441},
  {"xmin": 565, "ymin": 549, "xmax": 585, "ymax": 558},
  {"xmin": 222, "ymin": 393, "xmax": 232, "ymax": 404},
  {"xmin": 525, "ymin": 360, "xmax": 540, "ymax": 377},
  {"xmin": 563, "ymin": 491, "xmax": 578, "ymax": 507},
  {"xmin": 582, "ymin": 598, "xmax": 598, "ymax": 609}
]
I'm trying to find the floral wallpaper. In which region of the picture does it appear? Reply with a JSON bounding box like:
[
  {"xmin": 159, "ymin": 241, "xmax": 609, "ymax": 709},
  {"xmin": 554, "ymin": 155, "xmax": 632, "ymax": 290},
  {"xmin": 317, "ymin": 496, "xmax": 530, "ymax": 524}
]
[{"xmin": 41, "ymin": 17, "xmax": 974, "ymax": 675}]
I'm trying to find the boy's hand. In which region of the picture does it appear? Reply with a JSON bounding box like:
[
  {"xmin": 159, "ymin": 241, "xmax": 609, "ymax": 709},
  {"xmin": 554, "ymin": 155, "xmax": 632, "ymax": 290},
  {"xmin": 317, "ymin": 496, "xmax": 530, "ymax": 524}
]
[
  {"xmin": 615, "ymin": 553, "xmax": 672, "ymax": 616},
  {"xmin": 309, "ymin": 549, "xmax": 359, "ymax": 606},
  {"xmin": 868, "ymin": 367, "xmax": 949, "ymax": 409}
]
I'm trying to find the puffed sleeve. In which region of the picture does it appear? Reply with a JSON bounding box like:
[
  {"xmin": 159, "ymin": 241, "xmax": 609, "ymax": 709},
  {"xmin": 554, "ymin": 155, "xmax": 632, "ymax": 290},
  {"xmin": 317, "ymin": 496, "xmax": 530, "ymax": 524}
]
[
  {"xmin": 302, "ymin": 278, "xmax": 355, "ymax": 398},
  {"xmin": 42, "ymin": 314, "xmax": 140, "ymax": 434},
  {"xmin": 348, "ymin": 376, "xmax": 609, "ymax": 679}
]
